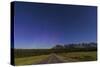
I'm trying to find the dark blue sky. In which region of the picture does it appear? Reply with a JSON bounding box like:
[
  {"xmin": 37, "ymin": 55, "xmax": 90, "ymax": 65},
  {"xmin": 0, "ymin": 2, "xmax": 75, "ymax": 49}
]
[{"xmin": 14, "ymin": 2, "xmax": 97, "ymax": 49}]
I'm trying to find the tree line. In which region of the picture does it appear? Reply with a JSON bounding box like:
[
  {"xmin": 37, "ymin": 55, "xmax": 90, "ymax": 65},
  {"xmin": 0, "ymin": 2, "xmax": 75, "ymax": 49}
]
[
  {"xmin": 14, "ymin": 42, "xmax": 97, "ymax": 58},
  {"xmin": 52, "ymin": 42, "xmax": 97, "ymax": 49}
]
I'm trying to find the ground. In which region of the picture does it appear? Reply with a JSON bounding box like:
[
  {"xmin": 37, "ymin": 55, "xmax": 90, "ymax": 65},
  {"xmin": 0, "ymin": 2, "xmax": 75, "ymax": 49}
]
[
  {"xmin": 15, "ymin": 51, "xmax": 97, "ymax": 66},
  {"xmin": 57, "ymin": 51, "xmax": 97, "ymax": 62}
]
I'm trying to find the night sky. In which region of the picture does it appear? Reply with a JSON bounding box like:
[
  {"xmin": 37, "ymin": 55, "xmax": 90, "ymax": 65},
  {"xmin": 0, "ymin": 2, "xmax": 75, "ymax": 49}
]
[{"xmin": 14, "ymin": 2, "xmax": 97, "ymax": 49}]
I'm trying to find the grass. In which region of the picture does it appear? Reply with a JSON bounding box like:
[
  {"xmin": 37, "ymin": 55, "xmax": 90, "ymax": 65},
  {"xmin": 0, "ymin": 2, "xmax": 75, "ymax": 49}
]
[
  {"xmin": 15, "ymin": 51, "xmax": 97, "ymax": 65},
  {"xmin": 15, "ymin": 54, "xmax": 49, "ymax": 65},
  {"xmin": 57, "ymin": 51, "xmax": 97, "ymax": 62}
]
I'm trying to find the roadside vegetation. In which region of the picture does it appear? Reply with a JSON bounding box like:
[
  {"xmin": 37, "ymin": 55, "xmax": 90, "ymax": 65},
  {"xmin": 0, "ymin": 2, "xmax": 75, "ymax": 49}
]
[
  {"xmin": 15, "ymin": 55, "xmax": 49, "ymax": 65},
  {"xmin": 13, "ymin": 42, "xmax": 97, "ymax": 65},
  {"xmin": 57, "ymin": 51, "xmax": 97, "ymax": 62}
]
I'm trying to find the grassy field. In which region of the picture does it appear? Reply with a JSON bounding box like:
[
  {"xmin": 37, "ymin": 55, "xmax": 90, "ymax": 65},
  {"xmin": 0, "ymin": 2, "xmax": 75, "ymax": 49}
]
[
  {"xmin": 15, "ymin": 54, "xmax": 49, "ymax": 65},
  {"xmin": 13, "ymin": 43, "xmax": 97, "ymax": 65},
  {"xmin": 15, "ymin": 51, "xmax": 97, "ymax": 65},
  {"xmin": 57, "ymin": 51, "xmax": 97, "ymax": 62}
]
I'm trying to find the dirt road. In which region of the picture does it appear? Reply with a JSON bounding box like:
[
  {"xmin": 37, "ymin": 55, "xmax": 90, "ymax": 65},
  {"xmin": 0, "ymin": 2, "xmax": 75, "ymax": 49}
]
[{"xmin": 38, "ymin": 53, "xmax": 65, "ymax": 64}]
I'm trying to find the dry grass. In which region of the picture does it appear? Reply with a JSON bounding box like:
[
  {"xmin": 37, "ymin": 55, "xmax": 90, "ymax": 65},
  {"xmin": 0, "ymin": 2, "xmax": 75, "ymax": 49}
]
[
  {"xmin": 57, "ymin": 51, "xmax": 97, "ymax": 62},
  {"xmin": 15, "ymin": 55, "xmax": 49, "ymax": 65}
]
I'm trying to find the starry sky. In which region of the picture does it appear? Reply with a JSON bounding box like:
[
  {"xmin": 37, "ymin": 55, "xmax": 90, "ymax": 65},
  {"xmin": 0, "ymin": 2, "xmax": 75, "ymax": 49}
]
[{"xmin": 14, "ymin": 1, "xmax": 97, "ymax": 49}]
